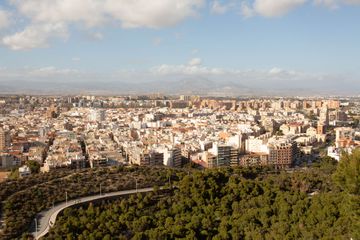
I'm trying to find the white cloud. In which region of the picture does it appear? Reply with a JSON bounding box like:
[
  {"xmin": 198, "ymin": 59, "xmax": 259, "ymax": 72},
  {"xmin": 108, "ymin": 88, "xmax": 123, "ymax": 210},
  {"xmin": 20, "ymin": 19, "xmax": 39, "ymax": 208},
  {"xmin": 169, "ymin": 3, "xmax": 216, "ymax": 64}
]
[
  {"xmin": 3, "ymin": 0, "xmax": 204, "ymax": 50},
  {"xmin": 10, "ymin": 0, "xmax": 205, "ymax": 29},
  {"xmin": 0, "ymin": 9, "xmax": 10, "ymax": 29},
  {"xmin": 315, "ymin": 0, "xmax": 360, "ymax": 8},
  {"xmin": 188, "ymin": 58, "xmax": 202, "ymax": 66},
  {"xmin": 253, "ymin": 0, "xmax": 307, "ymax": 17},
  {"xmin": 152, "ymin": 37, "xmax": 163, "ymax": 46},
  {"xmin": 241, "ymin": 2, "xmax": 255, "ymax": 18},
  {"xmin": 191, "ymin": 49, "xmax": 199, "ymax": 55},
  {"xmin": 29, "ymin": 66, "xmax": 79, "ymax": 77},
  {"xmin": 88, "ymin": 32, "xmax": 104, "ymax": 41},
  {"xmin": 149, "ymin": 60, "xmax": 306, "ymax": 81},
  {"xmin": 314, "ymin": 0, "xmax": 339, "ymax": 8},
  {"xmin": 173, "ymin": 32, "xmax": 184, "ymax": 40},
  {"xmin": 151, "ymin": 64, "xmax": 224, "ymax": 75},
  {"xmin": 343, "ymin": 0, "xmax": 360, "ymax": 4},
  {"xmin": 240, "ymin": 0, "xmax": 360, "ymax": 17},
  {"xmin": 0, "ymin": 64, "xmax": 357, "ymax": 94},
  {"xmin": 104, "ymin": 0, "xmax": 204, "ymax": 28},
  {"xmin": 3, "ymin": 0, "xmax": 360, "ymax": 50},
  {"xmin": 2, "ymin": 23, "xmax": 68, "ymax": 50},
  {"xmin": 211, "ymin": 1, "xmax": 229, "ymax": 14},
  {"xmin": 269, "ymin": 67, "xmax": 284, "ymax": 75},
  {"xmin": 10, "ymin": 0, "xmax": 106, "ymax": 27},
  {"xmin": 0, "ymin": 66, "xmax": 80, "ymax": 79},
  {"xmin": 93, "ymin": 32, "xmax": 104, "ymax": 40}
]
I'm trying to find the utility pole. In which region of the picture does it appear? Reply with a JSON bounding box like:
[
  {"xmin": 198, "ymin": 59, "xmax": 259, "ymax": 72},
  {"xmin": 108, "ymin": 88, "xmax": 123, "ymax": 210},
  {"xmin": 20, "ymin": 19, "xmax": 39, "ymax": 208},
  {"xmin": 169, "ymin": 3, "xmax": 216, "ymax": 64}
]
[
  {"xmin": 100, "ymin": 183, "xmax": 102, "ymax": 196},
  {"xmin": 65, "ymin": 191, "xmax": 68, "ymax": 206}
]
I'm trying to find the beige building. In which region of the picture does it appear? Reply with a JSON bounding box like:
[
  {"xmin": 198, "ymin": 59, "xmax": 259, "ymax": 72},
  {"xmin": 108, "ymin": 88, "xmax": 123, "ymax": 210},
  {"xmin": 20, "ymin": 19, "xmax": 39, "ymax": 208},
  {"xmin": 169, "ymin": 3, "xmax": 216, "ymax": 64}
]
[
  {"xmin": 268, "ymin": 142, "xmax": 298, "ymax": 169},
  {"xmin": 0, "ymin": 128, "xmax": 11, "ymax": 152},
  {"xmin": 335, "ymin": 127, "xmax": 355, "ymax": 148},
  {"xmin": 240, "ymin": 154, "xmax": 268, "ymax": 167}
]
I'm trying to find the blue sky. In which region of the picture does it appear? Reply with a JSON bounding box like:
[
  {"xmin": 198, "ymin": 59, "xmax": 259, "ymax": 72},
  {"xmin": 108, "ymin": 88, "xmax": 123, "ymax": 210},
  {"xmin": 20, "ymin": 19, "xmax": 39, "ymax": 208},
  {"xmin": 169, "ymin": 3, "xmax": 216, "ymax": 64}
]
[{"xmin": 0, "ymin": 0, "xmax": 360, "ymax": 94}]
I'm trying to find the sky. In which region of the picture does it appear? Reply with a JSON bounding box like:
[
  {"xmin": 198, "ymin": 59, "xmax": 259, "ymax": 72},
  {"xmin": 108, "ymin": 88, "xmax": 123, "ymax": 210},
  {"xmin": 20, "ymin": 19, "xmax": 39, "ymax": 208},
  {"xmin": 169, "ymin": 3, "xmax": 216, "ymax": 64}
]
[{"xmin": 0, "ymin": 0, "xmax": 360, "ymax": 95}]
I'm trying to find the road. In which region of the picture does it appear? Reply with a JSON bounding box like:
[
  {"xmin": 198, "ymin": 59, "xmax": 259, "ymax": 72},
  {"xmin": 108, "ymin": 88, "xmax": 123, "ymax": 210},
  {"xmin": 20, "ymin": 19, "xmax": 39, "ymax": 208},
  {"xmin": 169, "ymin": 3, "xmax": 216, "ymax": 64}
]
[{"xmin": 32, "ymin": 187, "xmax": 154, "ymax": 239}]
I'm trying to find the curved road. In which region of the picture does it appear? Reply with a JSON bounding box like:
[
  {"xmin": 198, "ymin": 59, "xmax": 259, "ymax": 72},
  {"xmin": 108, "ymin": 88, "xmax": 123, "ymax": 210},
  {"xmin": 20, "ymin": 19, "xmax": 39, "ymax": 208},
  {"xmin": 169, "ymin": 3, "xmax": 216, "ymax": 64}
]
[{"xmin": 32, "ymin": 187, "xmax": 154, "ymax": 239}]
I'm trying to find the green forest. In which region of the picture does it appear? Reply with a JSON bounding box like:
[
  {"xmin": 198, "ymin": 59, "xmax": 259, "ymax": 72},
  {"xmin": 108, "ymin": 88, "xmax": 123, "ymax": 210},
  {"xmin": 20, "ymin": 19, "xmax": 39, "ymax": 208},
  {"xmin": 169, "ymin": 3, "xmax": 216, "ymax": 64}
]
[
  {"xmin": 0, "ymin": 166, "xmax": 181, "ymax": 239},
  {"xmin": 45, "ymin": 151, "xmax": 360, "ymax": 240}
]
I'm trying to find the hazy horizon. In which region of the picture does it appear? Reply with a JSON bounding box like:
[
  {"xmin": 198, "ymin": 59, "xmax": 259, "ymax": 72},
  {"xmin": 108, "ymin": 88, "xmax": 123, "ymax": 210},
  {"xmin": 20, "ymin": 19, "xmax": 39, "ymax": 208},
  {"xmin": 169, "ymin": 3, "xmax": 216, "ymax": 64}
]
[{"xmin": 1, "ymin": 0, "xmax": 360, "ymax": 95}]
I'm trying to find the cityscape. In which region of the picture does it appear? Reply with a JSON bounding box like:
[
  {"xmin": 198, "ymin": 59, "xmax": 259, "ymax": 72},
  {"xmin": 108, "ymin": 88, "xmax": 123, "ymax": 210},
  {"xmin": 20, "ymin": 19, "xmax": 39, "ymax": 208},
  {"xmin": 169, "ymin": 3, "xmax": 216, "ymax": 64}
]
[
  {"xmin": 0, "ymin": 95, "xmax": 359, "ymax": 172},
  {"xmin": 1, "ymin": 0, "xmax": 360, "ymax": 239},
  {"xmin": 0, "ymin": 95, "xmax": 359, "ymax": 239}
]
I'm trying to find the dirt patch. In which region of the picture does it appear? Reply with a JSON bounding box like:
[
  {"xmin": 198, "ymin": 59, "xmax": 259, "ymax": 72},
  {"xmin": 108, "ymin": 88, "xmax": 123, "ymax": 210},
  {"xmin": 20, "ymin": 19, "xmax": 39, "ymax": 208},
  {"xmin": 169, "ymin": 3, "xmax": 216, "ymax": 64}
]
[{"xmin": 0, "ymin": 171, "xmax": 10, "ymax": 182}]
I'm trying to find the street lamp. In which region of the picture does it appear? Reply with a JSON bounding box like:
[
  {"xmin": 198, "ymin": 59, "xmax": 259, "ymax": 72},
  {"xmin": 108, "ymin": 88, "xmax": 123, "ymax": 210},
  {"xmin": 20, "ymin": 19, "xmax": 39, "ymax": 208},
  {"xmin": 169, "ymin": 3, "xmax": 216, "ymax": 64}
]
[
  {"xmin": 168, "ymin": 175, "xmax": 171, "ymax": 189},
  {"xmin": 34, "ymin": 217, "xmax": 38, "ymax": 238},
  {"xmin": 65, "ymin": 191, "xmax": 68, "ymax": 206},
  {"xmin": 99, "ymin": 183, "xmax": 102, "ymax": 196},
  {"xmin": 135, "ymin": 178, "xmax": 138, "ymax": 193}
]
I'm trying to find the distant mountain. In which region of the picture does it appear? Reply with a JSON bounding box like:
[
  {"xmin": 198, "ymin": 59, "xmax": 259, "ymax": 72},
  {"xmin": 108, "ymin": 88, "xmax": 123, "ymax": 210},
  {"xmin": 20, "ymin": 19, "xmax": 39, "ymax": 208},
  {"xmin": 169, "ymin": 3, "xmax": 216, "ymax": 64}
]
[
  {"xmin": 0, "ymin": 77, "xmax": 253, "ymax": 96},
  {"xmin": 0, "ymin": 77, "xmax": 357, "ymax": 97},
  {"xmin": 133, "ymin": 77, "xmax": 251, "ymax": 95}
]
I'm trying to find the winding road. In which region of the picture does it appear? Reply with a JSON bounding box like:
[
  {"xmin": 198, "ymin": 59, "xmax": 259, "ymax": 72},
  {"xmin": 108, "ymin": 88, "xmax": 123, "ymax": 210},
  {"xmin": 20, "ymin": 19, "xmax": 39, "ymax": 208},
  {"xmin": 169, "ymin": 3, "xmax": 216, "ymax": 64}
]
[{"xmin": 32, "ymin": 187, "xmax": 154, "ymax": 239}]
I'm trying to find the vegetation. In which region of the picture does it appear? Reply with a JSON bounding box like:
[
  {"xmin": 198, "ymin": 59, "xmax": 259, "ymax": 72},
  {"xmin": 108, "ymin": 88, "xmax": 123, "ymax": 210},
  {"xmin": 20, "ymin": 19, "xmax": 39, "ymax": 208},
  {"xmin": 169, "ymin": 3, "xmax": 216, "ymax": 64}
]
[
  {"xmin": 2, "ymin": 150, "xmax": 360, "ymax": 240},
  {"xmin": 0, "ymin": 168, "xmax": 75, "ymax": 202},
  {"xmin": 26, "ymin": 161, "xmax": 41, "ymax": 174},
  {"xmin": 352, "ymin": 119, "xmax": 359, "ymax": 128},
  {"xmin": 0, "ymin": 166, "xmax": 181, "ymax": 239},
  {"xmin": 46, "ymin": 154, "xmax": 360, "ymax": 240},
  {"xmin": 7, "ymin": 168, "xmax": 19, "ymax": 180},
  {"xmin": 333, "ymin": 149, "xmax": 360, "ymax": 195}
]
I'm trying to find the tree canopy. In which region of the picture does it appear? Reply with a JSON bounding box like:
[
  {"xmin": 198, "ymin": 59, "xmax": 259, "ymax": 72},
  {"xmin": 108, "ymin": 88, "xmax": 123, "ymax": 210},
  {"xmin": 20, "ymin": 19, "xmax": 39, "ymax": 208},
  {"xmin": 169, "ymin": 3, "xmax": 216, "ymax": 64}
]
[
  {"xmin": 26, "ymin": 160, "xmax": 41, "ymax": 174},
  {"xmin": 46, "ymin": 158, "xmax": 360, "ymax": 240},
  {"xmin": 333, "ymin": 149, "xmax": 360, "ymax": 195}
]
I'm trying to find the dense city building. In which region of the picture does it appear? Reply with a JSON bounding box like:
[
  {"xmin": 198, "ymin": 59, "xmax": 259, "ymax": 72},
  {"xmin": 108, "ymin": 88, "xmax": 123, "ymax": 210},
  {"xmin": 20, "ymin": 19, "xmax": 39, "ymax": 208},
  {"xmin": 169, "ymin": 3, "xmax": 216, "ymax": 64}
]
[{"xmin": 0, "ymin": 95, "xmax": 359, "ymax": 173}]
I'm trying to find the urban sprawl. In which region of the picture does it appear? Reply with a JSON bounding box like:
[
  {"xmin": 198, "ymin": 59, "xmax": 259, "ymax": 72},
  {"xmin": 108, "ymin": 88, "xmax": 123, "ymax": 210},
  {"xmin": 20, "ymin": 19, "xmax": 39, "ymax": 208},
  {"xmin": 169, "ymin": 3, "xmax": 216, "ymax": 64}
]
[{"xmin": 0, "ymin": 95, "xmax": 359, "ymax": 178}]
